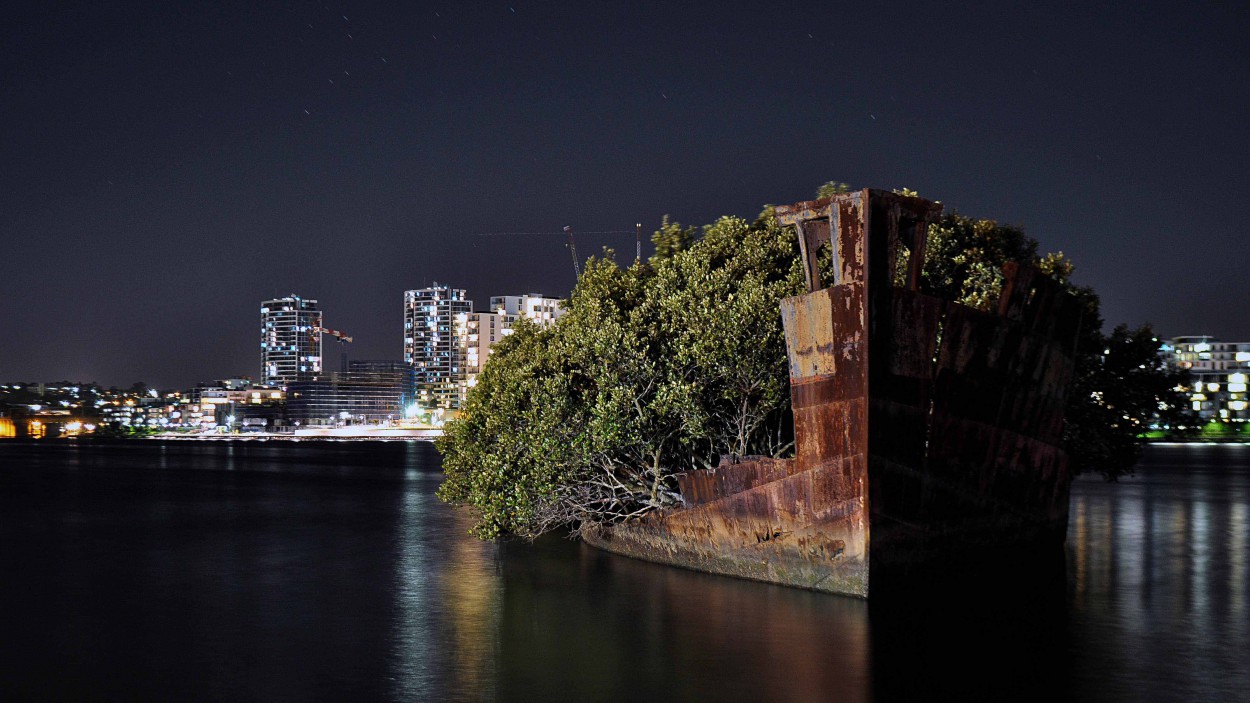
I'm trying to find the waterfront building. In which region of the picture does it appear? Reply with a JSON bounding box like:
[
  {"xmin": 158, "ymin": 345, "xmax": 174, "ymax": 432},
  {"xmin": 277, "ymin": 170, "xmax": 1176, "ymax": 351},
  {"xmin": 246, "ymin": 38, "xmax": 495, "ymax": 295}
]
[
  {"xmin": 286, "ymin": 361, "xmax": 416, "ymax": 425},
  {"xmin": 99, "ymin": 389, "xmax": 163, "ymax": 428},
  {"xmin": 1164, "ymin": 336, "xmax": 1250, "ymax": 421},
  {"xmin": 153, "ymin": 391, "xmax": 195, "ymax": 429},
  {"xmin": 261, "ymin": 295, "xmax": 322, "ymax": 387},
  {"xmin": 345, "ymin": 359, "xmax": 417, "ymax": 411},
  {"xmin": 175, "ymin": 400, "xmax": 210, "ymax": 428},
  {"xmin": 197, "ymin": 382, "xmax": 285, "ymax": 429},
  {"xmin": 452, "ymin": 293, "xmax": 565, "ymax": 392},
  {"xmin": 346, "ymin": 360, "xmax": 414, "ymax": 376},
  {"xmin": 461, "ymin": 311, "xmax": 507, "ymax": 388},
  {"xmin": 489, "ymin": 293, "xmax": 564, "ymax": 332},
  {"xmin": 403, "ymin": 284, "xmax": 472, "ymax": 411}
]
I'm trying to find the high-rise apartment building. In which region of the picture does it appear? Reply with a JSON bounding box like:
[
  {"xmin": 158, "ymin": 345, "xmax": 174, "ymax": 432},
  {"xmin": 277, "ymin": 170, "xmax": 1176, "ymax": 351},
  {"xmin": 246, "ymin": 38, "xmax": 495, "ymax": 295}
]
[
  {"xmin": 261, "ymin": 295, "xmax": 322, "ymax": 387},
  {"xmin": 454, "ymin": 294, "xmax": 566, "ymax": 392},
  {"xmin": 462, "ymin": 311, "xmax": 506, "ymax": 389},
  {"xmin": 403, "ymin": 284, "xmax": 472, "ymax": 410},
  {"xmin": 489, "ymin": 293, "xmax": 564, "ymax": 332},
  {"xmin": 1164, "ymin": 336, "xmax": 1250, "ymax": 421}
]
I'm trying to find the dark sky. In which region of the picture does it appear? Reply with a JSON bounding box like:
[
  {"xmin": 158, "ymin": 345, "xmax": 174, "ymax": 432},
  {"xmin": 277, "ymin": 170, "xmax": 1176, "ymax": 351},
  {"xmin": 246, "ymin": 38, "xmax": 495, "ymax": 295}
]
[{"xmin": 3, "ymin": 1, "xmax": 1247, "ymax": 388}]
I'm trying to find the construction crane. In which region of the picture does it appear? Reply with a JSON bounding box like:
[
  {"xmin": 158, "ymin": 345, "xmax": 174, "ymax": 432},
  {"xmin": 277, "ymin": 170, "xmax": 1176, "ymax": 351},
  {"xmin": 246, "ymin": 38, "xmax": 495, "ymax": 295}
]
[
  {"xmin": 310, "ymin": 325, "xmax": 354, "ymax": 373},
  {"xmin": 563, "ymin": 225, "xmax": 580, "ymax": 278},
  {"xmin": 476, "ymin": 226, "xmax": 646, "ymax": 279}
]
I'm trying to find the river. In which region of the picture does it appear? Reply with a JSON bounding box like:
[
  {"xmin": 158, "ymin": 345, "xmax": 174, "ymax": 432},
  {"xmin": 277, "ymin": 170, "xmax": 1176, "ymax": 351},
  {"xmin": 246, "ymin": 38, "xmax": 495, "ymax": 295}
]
[{"xmin": 0, "ymin": 440, "xmax": 1246, "ymax": 702}]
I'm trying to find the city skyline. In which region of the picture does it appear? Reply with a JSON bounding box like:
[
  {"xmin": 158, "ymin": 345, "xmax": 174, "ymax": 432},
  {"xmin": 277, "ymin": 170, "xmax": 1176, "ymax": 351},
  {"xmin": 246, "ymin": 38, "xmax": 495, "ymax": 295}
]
[
  {"xmin": 3, "ymin": 1, "xmax": 1249, "ymax": 387},
  {"xmin": 0, "ymin": 282, "xmax": 570, "ymax": 392}
]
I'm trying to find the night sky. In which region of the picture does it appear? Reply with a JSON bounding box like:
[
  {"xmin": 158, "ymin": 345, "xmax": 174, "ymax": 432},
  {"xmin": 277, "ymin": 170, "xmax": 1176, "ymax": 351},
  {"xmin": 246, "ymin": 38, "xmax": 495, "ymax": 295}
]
[{"xmin": 3, "ymin": 1, "xmax": 1247, "ymax": 388}]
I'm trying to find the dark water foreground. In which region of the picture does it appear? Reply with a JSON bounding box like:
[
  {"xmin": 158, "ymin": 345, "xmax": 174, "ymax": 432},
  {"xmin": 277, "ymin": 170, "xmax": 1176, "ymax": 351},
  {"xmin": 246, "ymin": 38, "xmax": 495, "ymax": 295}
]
[{"xmin": 0, "ymin": 441, "xmax": 1247, "ymax": 702}]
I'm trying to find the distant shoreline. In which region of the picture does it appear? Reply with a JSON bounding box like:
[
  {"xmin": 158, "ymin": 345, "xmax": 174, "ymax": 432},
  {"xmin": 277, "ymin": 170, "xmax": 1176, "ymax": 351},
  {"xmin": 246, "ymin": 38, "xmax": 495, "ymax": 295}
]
[
  {"xmin": 149, "ymin": 436, "xmax": 436, "ymax": 442},
  {"xmin": 147, "ymin": 428, "xmax": 442, "ymax": 441},
  {"xmin": 1147, "ymin": 438, "xmax": 1250, "ymax": 445}
]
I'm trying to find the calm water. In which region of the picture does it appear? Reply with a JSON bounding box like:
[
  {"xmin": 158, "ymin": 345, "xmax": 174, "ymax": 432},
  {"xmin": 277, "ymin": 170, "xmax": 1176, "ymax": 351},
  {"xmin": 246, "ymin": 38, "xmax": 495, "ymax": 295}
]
[{"xmin": 0, "ymin": 440, "xmax": 1247, "ymax": 702}]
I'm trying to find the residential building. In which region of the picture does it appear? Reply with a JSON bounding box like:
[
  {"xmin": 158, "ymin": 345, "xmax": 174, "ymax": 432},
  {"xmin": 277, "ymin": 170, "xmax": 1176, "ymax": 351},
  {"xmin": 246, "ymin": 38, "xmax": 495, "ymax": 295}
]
[
  {"xmin": 286, "ymin": 361, "xmax": 416, "ymax": 425},
  {"xmin": 403, "ymin": 284, "xmax": 472, "ymax": 411},
  {"xmin": 347, "ymin": 359, "xmax": 415, "ymax": 376},
  {"xmin": 196, "ymin": 382, "xmax": 285, "ymax": 429},
  {"xmin": 461, "ymin": 311, "xmax": 506, "ymax": 388},
  {"xmin": 261, "ymin": 295, "xmax": 323, "ymax": 387},
  {"xmin": 448, "ymin": 294, "xmax": 567, "ymax": 393},
  {"xmin": 1164, "ymin": 336, "xmax": 1250, "ymax": 421},
  {"xmin": 489, "ymin": 293, "xmax": 564, "ymax": 332}
]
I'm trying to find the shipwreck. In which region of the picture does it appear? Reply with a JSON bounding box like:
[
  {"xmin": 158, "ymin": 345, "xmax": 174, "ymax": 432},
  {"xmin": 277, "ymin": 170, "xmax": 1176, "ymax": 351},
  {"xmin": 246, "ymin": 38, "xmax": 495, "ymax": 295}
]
[{"xmin": 584, "ymin": 188, "xmax": 1083, "ymax": 597}]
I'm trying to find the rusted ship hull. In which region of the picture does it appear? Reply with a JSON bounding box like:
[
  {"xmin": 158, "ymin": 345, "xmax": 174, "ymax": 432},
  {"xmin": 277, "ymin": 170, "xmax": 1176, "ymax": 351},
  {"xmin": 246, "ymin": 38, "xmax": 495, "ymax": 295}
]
[{"xmin": 584, "ymin": 189, "xmax": 1081, "ymax": 598}]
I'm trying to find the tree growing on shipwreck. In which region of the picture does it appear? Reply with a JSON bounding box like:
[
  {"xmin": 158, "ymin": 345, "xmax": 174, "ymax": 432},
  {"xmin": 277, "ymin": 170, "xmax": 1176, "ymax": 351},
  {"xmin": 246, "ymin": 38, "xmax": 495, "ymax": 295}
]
[{"xmin": 436, "ymin": 187, "xmax": 1191, "ymax": 540}]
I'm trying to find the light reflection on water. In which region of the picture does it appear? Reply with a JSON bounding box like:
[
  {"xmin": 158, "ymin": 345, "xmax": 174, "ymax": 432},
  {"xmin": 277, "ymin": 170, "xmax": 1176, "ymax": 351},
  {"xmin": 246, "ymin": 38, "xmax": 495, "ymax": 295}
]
[
  {"xmin": 393, "ymin": 488, "xmax": 436, "ymax": 699},
  {"xmin": 0, "ymin": 440, "xmax": 1247, "ymax": 702},
  {"xmin": 392, "ymin": 485, "xmax": 502, "ymax": 702},
  {"xmin": 1066, "ymin": 444, "xmax": 1250, "ymax": 702},
  {"xmin": 385, "ymin": 467, "xmax": 870, "ymax": 702}
]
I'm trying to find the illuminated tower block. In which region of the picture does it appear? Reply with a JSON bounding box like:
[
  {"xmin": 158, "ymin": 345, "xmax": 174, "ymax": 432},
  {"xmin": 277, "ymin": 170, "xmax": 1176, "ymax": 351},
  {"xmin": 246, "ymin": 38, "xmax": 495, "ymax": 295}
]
[
  {"xmin": 260, "ymin": 294, "xmax": 322, "ymax": 387},
  {"xmin": 403, "ymin": 283, "xmax": 472, "ymax": 411}
]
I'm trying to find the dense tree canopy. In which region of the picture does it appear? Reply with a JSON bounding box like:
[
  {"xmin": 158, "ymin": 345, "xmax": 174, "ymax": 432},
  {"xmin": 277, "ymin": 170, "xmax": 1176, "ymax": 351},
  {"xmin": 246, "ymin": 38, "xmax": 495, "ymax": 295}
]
[
  {"xmin": 437, "ymin": 212, "xmax": 803, "ymax": 538},
  {"xmin": 1063, "ymin": 321, "xmax": 1193, "ymax": 475},
  {"xmin": 438, "ymin": 186, "xmax": 1191, "ymax": 539}
]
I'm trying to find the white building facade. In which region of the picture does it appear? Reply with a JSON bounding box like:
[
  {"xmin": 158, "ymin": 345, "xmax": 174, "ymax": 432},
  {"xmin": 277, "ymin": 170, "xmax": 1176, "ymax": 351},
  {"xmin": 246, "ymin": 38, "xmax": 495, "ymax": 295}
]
[
  {"xmin": 1165, "ymin": 336, "xmax": 1250, "ymax": 421},
  {"xmin": 461, "ymin": 311, "xmax": 506, "ymax": 389},
  {"xmin": 489, "ymin": 293, "xmax": 564, "ymax": 332},
  {"xmin": 261, "ymin": 295, "xmax": 322, "ymax": 387},
  {"xmin": 454, "ymin": 293, "xmax": 566, "ymax": 391}
]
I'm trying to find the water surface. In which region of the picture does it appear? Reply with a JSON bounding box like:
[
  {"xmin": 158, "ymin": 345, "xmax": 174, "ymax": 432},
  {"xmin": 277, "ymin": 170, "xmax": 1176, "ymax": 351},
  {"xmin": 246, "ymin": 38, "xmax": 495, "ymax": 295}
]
[{"xmin": 0, "ymin": 440, "xmax": 1246, "ymax": 701}]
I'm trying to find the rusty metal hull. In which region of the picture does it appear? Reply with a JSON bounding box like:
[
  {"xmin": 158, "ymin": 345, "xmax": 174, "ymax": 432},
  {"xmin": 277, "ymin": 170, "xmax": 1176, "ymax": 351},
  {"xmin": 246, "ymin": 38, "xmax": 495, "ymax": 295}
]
[
  {"xmin": 584, "ymin": 454, "xmax": 869, "ymax": 595},
  {"xmin": 585, "ymin": 190, "xmax": 1080, "ymax": 598}
]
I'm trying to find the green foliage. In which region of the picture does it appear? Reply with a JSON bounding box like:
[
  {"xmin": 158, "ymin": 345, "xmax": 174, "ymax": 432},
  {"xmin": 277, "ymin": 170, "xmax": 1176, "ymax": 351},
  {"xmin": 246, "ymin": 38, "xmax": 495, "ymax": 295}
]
[
  {"xmin": 920, "ymin": 213, "xmax": 1038, "ymax": 310},
  {"xmin": 436, "ymin": 318, "xmax": 588, "ymax": 538},
  {"xmin": 1196, "ymin": 420, "xmax": 1250, "ymax": 440},
  {"xmin": 650, "ymin": 216, "xmax": 697, "ymax": 261},
  {"xmin": 95, "ymin": 423, "xmax": 163, "ymax": 438},
  {"xmin": 438, "ymin": 214, "xmax": 804, "ymax": 538},
  {"xmin": 1036, "ymin": 251, "xmax": 1075, "ymax": 282},
  {"xmin": 816, "ymin": 181, "xmax": 853, "ymax": 199},
  {"xmin": 1064, "ymin": 322, "xmax": 1194, "ymax": 479}
]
